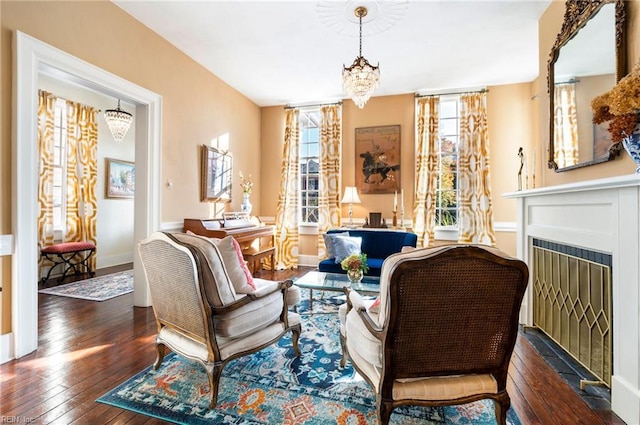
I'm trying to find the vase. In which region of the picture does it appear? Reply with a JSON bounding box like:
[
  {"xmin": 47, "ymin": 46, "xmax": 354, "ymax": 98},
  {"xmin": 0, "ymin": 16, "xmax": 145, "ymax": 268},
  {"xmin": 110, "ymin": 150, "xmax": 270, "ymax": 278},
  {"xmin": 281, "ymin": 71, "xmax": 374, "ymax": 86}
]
[
  {"xmin": 241, "ymin": 193, "xmax": 252, "ymax": 215},
  {"xmin": 622, "ymin": 123, "xmax": 640, "ymax": 173},
  {"xmin": 347, "ymin": 269, "xmax": 363, "ymax": 284}
]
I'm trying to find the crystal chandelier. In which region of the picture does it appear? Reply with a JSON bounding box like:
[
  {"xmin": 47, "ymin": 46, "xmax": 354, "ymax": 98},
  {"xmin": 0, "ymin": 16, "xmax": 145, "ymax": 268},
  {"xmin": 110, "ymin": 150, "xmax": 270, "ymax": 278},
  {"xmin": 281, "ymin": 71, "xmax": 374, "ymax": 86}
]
[
  {"xmin": 104, "ymin": 99, "xmax": 133, "ymax": 143},
  {"xmin": 342, "ymin": 6, "xmax": 380, "ymax": 109}
]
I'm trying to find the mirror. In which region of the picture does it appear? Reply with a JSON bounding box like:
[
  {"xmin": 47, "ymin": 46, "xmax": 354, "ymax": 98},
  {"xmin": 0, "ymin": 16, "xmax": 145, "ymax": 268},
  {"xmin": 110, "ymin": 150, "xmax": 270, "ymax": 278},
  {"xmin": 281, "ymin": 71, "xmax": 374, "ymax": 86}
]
[
  {"xmin": 548, "ymin": 0, "xmax": 627, "ymax": 172},
  {"xmin": 201, "ymin": 145, "xmax": 232, "ymax": 202}
]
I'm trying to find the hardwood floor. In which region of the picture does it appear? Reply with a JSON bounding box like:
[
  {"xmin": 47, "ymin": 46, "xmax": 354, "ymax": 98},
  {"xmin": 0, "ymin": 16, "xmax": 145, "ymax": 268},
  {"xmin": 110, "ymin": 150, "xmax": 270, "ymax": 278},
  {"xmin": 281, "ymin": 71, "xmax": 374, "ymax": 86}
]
[{"xmin": 1, "ymin": 265, "xmax": 626, "ymax": 424}]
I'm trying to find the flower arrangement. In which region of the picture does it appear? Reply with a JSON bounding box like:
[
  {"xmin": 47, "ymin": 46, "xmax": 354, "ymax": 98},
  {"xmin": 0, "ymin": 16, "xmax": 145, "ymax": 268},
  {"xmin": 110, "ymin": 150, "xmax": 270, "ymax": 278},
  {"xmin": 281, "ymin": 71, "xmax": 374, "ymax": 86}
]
[
  {"xmin": 591, "ymin": 59, "xmax": 640, "ymax": 143},
  {"xmin": 340, "ymin": 253, "xmax": 370, "ymax": 274},
  {"xmin": 239, "ymin": 171, "xmax": 253, "ymax": 194}
]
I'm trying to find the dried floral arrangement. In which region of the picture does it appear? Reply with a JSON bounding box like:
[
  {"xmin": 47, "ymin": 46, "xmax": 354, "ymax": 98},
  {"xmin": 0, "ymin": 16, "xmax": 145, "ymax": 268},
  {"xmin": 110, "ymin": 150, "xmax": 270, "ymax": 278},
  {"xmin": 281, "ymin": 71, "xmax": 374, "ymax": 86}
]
[{"xmin": 591, "ymin": 59, "xmax": 640, "ymax": 143}]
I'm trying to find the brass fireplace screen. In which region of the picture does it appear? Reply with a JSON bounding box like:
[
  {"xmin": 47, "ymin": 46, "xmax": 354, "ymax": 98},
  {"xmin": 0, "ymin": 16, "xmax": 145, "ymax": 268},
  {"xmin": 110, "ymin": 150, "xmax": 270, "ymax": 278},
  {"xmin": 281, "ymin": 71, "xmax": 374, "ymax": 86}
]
[{"xmin": 532, "ymin": 240, "xmax": 612, "ymax": 387}]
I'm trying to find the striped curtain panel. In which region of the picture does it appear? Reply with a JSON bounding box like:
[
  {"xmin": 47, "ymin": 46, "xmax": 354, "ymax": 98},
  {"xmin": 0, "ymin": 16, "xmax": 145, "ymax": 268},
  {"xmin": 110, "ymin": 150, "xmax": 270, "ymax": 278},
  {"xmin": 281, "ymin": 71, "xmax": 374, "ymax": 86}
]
[
  {"xmin": 37, "ymin": 91, "xmax": 58, "ymax": 278},
  {"xmin": 317, "ymin": 104, "xmax": 342, "ymax": 260},
  {"xmin": 412, "ymin": 96, "xmax": 439, "ymax": 248},
  {"xmin": 458, "ymin": 92, "xmax": 496, "ymax": 245},
  {"xmin": 65, "ymin": 100, "xmax": 99, "ymax": 271},
  {"xmin": 553, "ymin": 83, "xmax": 579, "ymax": 168},
  {"xmin": 275, "ymin": 108, "xmax": 300, "ymax": 269}
]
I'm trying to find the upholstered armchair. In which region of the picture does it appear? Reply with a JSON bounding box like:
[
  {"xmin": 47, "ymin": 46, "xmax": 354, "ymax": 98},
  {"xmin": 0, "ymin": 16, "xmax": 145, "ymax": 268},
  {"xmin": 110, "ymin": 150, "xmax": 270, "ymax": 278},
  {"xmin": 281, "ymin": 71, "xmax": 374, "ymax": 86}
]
[
  {"xmin": 138, "ymin": 232, "xmax": 302, "ymax": 408},
  {"xmin": 339, "ymin": 244, "xmax": 528, "ymax": 425}
]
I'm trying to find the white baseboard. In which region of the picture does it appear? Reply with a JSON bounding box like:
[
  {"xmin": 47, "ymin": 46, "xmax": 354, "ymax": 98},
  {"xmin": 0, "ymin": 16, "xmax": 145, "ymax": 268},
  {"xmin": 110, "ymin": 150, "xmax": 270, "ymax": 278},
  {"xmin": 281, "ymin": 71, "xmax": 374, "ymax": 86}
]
[
  {"xmin": 298, "ymin": 254, "xmax": 319, "ymax": 268},
  {"xmin": 160, "ymin": 221, "xmax": 183, "ymax": 232},
  {"xmin": 612, "ymin": 375, "xmax": 640, "ymax": 425},
  {"xmin": 97, "ymin": 253, "xmax": 134, "ymax": 269},
  {"xmin": 0, "ymin": 332, "xmax": 14, "ymax": 364},
  {"xmin": 494, "ymin": 221, "xmax": 516, "ymax": 232}
]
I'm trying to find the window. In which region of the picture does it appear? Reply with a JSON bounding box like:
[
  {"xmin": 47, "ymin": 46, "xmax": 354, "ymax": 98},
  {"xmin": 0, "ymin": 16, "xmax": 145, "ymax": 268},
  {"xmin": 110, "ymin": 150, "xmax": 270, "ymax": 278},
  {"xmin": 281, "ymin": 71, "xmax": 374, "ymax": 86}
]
[
  {"xmin": 299, "ymin": 110, "xmax": 321, "ymax": 223},
  {"xmin": 436, "ymin": 96, "xmax": 460, "ymax": 228},
  {"xmin": 52, "ymin": 98, "xmax": 68, "ymax": 237}
]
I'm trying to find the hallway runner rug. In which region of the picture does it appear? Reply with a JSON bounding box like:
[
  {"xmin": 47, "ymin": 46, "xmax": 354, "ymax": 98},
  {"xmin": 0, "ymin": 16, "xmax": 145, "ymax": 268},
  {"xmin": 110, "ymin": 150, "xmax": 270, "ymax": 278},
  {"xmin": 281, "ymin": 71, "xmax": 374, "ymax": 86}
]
[
  {"xmin": 38, "ymin": 270, "xmax": 133, "ymax": 301},
  {"xmin": 97, "ymin": 300, "xmax": 522, "ymax": 425}
]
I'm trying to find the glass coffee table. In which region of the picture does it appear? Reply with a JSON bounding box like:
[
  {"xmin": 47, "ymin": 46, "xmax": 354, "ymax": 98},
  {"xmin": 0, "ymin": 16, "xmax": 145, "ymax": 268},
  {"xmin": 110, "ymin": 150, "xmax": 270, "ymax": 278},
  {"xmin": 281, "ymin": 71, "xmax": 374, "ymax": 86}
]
[{"xmin": 294, "ymin": 271, "xmax": 380, "ymax": 311}]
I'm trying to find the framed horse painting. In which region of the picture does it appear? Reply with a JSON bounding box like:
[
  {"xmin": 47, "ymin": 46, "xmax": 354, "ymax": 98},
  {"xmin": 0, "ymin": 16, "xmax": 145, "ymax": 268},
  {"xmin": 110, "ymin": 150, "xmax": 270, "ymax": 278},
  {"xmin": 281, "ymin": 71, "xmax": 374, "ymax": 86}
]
[{"xmin": 355, "ymin": 125, "xmax": 401, "ymax": 194}]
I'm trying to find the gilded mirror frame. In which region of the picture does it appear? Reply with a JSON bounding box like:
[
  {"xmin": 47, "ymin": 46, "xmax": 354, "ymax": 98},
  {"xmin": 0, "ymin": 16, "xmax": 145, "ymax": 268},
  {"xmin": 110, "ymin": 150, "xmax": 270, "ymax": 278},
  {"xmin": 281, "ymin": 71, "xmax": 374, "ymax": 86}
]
[{"xmin": 548, "ymin": 0, "xmax": 627, "ymax": 172}]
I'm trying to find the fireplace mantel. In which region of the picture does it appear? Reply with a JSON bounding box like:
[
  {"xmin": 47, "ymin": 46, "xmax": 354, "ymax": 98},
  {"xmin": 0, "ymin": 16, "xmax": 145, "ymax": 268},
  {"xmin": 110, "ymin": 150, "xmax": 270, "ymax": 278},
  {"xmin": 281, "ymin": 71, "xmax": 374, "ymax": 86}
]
[{"xmin": 504, "ymin": 174, "xmax": 640, "ymax": 425}]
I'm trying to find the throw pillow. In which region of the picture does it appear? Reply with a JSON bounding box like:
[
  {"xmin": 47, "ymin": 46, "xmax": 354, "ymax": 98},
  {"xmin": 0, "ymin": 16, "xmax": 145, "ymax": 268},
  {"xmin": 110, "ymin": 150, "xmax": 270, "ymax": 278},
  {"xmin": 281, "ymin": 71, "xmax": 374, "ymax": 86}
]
[
  {"xmin": 323, "ymin": 231, "xmax": 349, "ymax": 258},
  {"xmin": 216, "ymin": 236, "xmax": 256, "ymax": 293},
  {"xmin": 333, "ymin": 235, "xmax": 362, "ymax": 263},
  {"xmin": 369, "ymin": 296, "xmax": 381, "ymax": 313},
  {"xmin": 186, "ymin": 229, "xmax": 222, "ymax": 244}
]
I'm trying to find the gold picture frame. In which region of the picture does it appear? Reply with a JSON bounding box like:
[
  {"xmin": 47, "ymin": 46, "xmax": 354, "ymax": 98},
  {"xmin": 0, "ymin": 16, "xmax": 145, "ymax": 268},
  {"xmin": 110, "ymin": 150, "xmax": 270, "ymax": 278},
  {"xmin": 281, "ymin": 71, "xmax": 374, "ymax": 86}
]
[
  {"xmin": 355, "ymin": 125, "xmax": 401, "ymax": 194},
  {"xmin": 105, "ymin": 158, "xmax": 135, "ymax": 199},
  {"xmin": 201, "ymin": 145, "xmax": 232, "ymax": 202}
]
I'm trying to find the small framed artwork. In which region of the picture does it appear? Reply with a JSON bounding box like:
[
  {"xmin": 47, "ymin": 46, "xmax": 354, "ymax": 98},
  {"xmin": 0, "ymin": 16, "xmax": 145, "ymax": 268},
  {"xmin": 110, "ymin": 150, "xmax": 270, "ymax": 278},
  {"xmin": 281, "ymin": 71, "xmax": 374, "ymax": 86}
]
[
  {"xmin": 201, "ymin": 145, "xmax": 232, "ymax": 202},
  {"xmin": 105, "ymin": 158, "xmax": 135, "ymax": 199},
  {"xmin": 355, "ymin": 125, "xmax": 401, "ymax": 194}
]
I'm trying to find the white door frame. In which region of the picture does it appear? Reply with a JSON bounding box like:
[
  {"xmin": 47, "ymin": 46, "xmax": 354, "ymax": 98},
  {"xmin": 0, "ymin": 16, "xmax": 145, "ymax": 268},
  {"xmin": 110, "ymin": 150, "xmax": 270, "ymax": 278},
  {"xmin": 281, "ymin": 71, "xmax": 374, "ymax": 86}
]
[{"xmin": 11, "ymin": 31, "xmax": 162, "ymax": 358}]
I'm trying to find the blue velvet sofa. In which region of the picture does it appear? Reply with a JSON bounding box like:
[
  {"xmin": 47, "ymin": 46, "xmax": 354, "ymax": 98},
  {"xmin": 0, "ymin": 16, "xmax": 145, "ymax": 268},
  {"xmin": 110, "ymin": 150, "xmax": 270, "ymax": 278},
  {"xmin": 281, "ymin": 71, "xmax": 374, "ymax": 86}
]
[{"xmin": 318, "ymin": 229, "xmax": 418, "ymax": 277}]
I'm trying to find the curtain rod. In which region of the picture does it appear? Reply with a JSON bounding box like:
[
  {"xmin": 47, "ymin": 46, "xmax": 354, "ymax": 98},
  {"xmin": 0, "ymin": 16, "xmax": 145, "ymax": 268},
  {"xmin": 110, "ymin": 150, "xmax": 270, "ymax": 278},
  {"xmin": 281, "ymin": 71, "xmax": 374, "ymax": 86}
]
[
  {"xmin": 284, "ymin": 101, "xmax": 342, "ymax": 110},
  {"xmin": 555, "ymin": 78, "xmax": 580, "ymax": 85},
  {"xmin": 415, "ymin": 88, "xmax": 488, "ymax": 98}
]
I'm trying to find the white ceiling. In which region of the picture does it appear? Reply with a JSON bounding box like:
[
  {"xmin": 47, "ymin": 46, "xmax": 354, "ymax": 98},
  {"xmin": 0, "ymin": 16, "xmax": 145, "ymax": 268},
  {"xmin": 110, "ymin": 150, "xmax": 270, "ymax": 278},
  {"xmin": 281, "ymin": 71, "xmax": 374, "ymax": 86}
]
[{"xmin": 113, "ymin": 0, "xmax": 551, "ymax": 107}]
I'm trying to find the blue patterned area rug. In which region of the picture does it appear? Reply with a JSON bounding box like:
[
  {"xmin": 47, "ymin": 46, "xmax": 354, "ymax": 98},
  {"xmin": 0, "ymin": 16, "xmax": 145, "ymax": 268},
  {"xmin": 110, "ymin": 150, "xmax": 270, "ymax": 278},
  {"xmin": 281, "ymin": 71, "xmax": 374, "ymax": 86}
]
[
  {"xmin": 38, "ymin": 270, "xmax": 133, "ymax": 301},
  {"xmin": 97, "ymin": 292, "xmax": 522, "ymax": 424}
]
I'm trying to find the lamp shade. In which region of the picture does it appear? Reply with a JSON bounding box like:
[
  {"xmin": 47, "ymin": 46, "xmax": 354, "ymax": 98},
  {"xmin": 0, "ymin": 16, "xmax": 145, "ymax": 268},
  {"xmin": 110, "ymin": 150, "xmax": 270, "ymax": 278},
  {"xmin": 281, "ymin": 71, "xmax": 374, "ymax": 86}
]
[{"xmin": 341, "ymin": 186, "xmax": 361, "ymax": 204}]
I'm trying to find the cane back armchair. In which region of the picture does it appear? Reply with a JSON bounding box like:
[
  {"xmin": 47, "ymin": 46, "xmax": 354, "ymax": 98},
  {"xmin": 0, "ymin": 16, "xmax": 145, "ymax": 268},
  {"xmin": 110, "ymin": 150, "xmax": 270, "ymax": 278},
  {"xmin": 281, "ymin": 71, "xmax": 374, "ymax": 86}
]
[
  {"xmin": 138, "ymin": 232, "xmax": 302, "ymax": 408},
  {"xmin": 339, "ymin": 244, "xmax": 528, "ymax": 424}
]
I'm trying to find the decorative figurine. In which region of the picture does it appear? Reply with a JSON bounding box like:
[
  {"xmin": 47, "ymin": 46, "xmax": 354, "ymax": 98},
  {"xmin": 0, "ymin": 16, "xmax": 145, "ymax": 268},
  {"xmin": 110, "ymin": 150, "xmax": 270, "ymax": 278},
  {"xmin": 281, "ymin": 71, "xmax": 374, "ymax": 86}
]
[{"xmin": 518, "ymin": 147, "xmax": 524, "ymax": 191}]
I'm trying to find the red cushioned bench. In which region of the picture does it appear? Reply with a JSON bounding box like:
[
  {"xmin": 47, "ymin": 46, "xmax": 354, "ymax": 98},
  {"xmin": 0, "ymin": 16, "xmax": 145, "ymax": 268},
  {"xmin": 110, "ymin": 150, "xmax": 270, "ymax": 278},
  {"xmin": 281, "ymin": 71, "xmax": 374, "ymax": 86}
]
[{"xmin": 40, "ymin": 241, "xmax": 96, "ymax": 285}]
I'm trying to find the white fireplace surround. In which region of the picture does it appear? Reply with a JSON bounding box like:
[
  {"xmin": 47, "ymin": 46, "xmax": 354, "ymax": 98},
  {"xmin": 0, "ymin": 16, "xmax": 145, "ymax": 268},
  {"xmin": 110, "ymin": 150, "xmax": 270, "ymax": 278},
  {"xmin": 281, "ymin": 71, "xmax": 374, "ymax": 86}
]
[{"xmin": 504, "ymin": 174, "xmax": 640, "ymax": 425}]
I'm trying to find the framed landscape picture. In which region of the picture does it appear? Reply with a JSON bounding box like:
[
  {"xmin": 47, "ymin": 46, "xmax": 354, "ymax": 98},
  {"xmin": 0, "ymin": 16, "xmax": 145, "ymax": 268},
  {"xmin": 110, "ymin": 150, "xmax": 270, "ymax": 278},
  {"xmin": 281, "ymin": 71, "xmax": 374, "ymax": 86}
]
[
  {"xmin": 201, "ymin": 145, "xmax": 232, "ymax": 202},
  {"xmin": 355, "ymin": 125, "xmax": 401, "ymax": 194},
  {"xmin": 105, "ymin": 158, "xmax": 135, "ymax": 199}
]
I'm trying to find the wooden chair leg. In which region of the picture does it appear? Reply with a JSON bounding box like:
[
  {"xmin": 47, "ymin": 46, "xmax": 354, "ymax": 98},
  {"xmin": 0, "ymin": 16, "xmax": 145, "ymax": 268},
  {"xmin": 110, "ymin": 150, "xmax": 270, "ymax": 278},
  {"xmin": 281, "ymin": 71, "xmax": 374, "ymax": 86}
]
[
  {"xmin": 339, "ymin": 332, "xmax": 348, "ymax": 368},
  {"xmin": 205, "ymin": 363, "xmax": 224, "ymax": 409},
  {"xmin": 291, "ymin": 324, "xmax": 302, "ymax": 357},
  {"xmin": 494, "ymin": 393, "xmax": 510, "ymax": 425},
  {"xmin": 154, "ymin": 343, "xmax": 166, "ymax": 370},
  {"xmin": 377, "ymin": 398, "xmax": 394, "ymax": 425},
  {"xmin": 270, "ymin": 252, "xmax": 275, "ymax": 278}
]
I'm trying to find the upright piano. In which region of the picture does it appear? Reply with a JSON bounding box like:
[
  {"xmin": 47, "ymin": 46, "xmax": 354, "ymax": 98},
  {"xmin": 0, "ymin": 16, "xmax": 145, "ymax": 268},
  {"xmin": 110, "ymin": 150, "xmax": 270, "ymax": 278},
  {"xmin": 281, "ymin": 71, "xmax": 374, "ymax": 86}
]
[{"xmin": 183, "ymin": 215, "xmax": 276, "ymax": 275}]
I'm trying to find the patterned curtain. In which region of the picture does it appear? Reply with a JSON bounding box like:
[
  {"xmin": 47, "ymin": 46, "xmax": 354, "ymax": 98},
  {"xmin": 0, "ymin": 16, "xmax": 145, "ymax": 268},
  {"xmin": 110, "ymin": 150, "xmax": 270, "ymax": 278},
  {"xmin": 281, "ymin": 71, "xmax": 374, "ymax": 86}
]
[
  {"xmin": 65, "ymin": 100, "xmax": 99, "ymax": 270},
  {"xmin": 553, "ymin": 83, "xmax": 579, "ymax": 168},
  {"xmin": 37, "ymin": 91, "xmax": 57, "ymax": 277},
  {"xmin": 458, "ymin": 92, "xmax": 496, "ymax": 245},
  {"xmin": 275, "ymin": 108, "xmax": 300, "ymax": 269},
  {"xmin": 317, "ymin": 104, "xmax": 342, "ymax": 260},
  {"xmin": 412, "ymin": 96, "xmax": 439, "ymax": 248}
]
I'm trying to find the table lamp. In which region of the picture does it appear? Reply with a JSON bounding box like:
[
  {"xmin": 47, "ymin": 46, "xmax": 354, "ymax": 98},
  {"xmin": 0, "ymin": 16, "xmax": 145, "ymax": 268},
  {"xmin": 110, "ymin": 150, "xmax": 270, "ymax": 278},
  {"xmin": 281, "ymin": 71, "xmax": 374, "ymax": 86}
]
[{"xmin": 341, "ymin": 186, "xmax": 361, "ymax": 228}]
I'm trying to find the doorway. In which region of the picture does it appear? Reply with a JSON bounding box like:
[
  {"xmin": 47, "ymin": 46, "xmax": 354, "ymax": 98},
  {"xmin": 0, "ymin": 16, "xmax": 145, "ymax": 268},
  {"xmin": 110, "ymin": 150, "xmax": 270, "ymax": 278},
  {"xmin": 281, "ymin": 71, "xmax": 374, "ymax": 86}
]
[{"xmin": 12, "ymin": 31, "xmax": 162, "ymax": 358}]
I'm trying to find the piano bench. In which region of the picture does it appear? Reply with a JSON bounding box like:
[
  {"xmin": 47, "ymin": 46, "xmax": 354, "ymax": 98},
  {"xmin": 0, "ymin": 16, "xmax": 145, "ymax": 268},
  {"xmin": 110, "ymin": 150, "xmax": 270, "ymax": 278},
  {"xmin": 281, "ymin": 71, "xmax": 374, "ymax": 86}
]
[
  {"xmin": 40, "ymin": 241, "xmax": 96, "ymax": 285},
  {"xmin": 242, "ymin": 246, "xmax": 275, "ymax": 277}
]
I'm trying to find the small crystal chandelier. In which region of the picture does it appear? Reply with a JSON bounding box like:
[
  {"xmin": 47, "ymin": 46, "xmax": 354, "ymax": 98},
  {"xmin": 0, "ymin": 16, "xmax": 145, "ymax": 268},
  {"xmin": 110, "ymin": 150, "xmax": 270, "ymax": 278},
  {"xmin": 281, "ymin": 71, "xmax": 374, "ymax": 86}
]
[
  {"xmin": 104, "ymin": 99, "xmax": 133, "ymax": 143},
  {"xmin": 342, "ymin": 6, "xmax": 380, "ymax": 109}
]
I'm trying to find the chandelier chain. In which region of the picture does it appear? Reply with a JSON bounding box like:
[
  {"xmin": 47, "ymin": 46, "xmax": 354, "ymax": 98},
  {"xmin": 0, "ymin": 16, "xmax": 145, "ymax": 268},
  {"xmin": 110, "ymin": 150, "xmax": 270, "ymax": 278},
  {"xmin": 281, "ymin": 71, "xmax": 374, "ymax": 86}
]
[{"xmin": 359, "ymin": 13, "xmax": 363, "ymax": 57}]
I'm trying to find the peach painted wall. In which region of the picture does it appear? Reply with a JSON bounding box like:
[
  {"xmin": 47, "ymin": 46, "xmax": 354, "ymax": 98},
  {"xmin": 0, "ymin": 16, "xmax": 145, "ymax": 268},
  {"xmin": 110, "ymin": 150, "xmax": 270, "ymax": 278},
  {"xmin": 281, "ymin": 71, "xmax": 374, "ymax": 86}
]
[
  {"xmin": 260, "ymin": 85, "xmax": 535, "ymax": 260},
  {"xmin": 535, "ymin": 0, "xmax": 640, "ymax": 188},
  {"xmin": 1, "ymin": 1, "xmax": 260, "ymax": 334}
]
